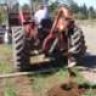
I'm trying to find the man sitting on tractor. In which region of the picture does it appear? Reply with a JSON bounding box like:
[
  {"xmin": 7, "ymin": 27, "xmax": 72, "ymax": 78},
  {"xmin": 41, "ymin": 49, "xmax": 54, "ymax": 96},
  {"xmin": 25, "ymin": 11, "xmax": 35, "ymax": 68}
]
[{"xmin": 34, "ymin": 5, "xmax": 49, "ymax": 27}]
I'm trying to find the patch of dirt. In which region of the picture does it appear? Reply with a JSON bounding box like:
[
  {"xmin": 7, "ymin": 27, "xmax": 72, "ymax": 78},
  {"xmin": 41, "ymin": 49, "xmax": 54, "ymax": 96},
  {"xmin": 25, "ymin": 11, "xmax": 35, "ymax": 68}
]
[
  {"xmin": 12, "ymin": 76, "xmax": 34, "ymax": 96},
  {"xmin": 0, "ymin": 79, "xmax": 5, "ymax": 96},
  {"xmin": 81, "ymin": 71, "xmax": 96, "ymax": 84},
  {"xmin": 47, "ymin": 80, "xmax": 86, "ymax": 96}
]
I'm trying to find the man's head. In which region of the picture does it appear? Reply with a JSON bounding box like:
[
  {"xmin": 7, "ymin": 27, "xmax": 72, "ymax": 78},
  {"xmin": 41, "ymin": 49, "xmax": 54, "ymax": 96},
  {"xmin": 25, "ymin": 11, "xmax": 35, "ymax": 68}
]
[
  {"xmin": 56, "ymin": 5, "xmax": 74, "ymax": 32},
  {"xmin": 60, "ymin": 5, "xmax": 73, "ymax": 19}
]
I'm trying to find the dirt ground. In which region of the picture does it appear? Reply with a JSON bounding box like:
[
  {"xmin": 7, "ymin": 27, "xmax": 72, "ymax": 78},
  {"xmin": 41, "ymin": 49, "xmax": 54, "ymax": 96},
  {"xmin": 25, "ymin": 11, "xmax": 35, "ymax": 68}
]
[
  {"xmin": 0, "ymin": 79, "xmax": 5, "ymax": 96},
  {"xmin": 10, "ymin": 76, "xmax": 34, "ymax": 96}
]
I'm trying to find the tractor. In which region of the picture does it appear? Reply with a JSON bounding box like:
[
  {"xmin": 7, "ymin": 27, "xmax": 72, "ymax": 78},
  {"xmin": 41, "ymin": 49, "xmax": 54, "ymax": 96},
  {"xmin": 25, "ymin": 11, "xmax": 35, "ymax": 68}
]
[{"xmin": 8, "ymin": 0, "xmax": 86, "ymax": 71}]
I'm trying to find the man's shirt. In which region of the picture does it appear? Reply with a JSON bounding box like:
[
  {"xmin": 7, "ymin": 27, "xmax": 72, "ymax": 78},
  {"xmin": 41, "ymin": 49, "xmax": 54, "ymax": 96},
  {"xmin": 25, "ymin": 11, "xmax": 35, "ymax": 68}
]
[{"xmin": 34, "ymin": 7, "xmax": 49, "ymax": 24}]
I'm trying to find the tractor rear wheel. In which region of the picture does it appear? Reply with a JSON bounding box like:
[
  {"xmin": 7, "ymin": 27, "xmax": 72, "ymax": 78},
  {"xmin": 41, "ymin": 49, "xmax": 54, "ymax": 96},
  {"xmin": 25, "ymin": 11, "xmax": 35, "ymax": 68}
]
[{"xmin": 12, "ymin": 27, "xmax": 31, "ymax": 71}]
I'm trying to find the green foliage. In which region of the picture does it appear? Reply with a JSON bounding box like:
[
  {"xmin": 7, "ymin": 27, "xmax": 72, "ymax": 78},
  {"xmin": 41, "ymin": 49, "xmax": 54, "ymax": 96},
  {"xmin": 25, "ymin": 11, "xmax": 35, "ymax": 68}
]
[
  {"xmin": 79, "ymin": 4, "xmax": 88, "ymax": 19},
  {"xmin": 22, "ymin": 4, "xmax": 30, "ymax": 11},
  {"xmin": 49, "ymin": 2, "xmax": 58, "ymax": 12},
  {"xmin": 49, "ymin": 1, "xmax": 58, "ymax": 17},
  {"xmin": 0, "ymin": 12, "xmax": 4, "ymax": 24},
  {"xmin": 11, "ymin": 3, "xmax": 19, "ymax": 12},
  {"xmin": 0, "ymin": 44, "xmax": 12, "ymax": 73},
  {"xmin": 4, "ymin": 79, "xmax": 16, "ymax": 96},
  {"xmin": 4, "ymin": 87, "xmax": 16, "ymax": 96},
  {"xmin": 70, "ymin": 0, "xmax": 80, "ymax": 13},
  {"xmin": 88, "ymin": 7, "xmax": 96, "ymax": 19},
  {"xmin": 0, "ymin": 7, "xmax": 7, "ymax": 24}
]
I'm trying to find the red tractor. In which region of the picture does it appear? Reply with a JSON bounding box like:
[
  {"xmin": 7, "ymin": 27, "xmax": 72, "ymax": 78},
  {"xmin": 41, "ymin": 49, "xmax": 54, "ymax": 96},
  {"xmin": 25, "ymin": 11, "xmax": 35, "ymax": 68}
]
[{"xmin": 9, "ymin": 1, "xmax": 86, "ymax": 71}]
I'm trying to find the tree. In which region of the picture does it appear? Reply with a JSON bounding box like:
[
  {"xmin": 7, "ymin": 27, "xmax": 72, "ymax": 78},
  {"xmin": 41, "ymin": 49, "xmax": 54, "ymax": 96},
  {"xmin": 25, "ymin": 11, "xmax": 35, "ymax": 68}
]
[
  {"xmin": 48, "ymin": 1, "xmax": 59, "ymax": 17},
  {"xmin": 79, "ymin": 4, "xmax": 88, "ymax": 19},
  {"xmin": 69, "ymin": 0, "xmax": 79, "ymax": 13},
  {"xmin": 0, "ymin": 11, "xmax": 6, "ymax": 24},
  {"xmin": 22, "ymin": 4, "xmax": 30, "ymax": 11},
  {"xmin": 0, "ymin": 12, "xmax": 3, "ymax": 24},
  {"xmin": 49, "ymin": 1, "xmax": 58, "ymax": 11},
  {"xmin": 88, "ymin": 6, "xmax": 96, "ymax": 19},
  {"xmin": 11, "ymin": 3, "xmax": 19, "ymax": 12},
  {"xmin": 0, "ymin": 5, "xmax": 7, "ymax": 24}
]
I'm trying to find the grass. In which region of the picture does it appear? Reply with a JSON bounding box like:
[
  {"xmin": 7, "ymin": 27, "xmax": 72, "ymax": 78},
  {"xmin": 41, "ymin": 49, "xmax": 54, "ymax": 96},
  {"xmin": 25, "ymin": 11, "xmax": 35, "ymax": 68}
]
[
  {"xmin": 32, "ymin": 68, "xmax": 68, "ymax": 96},
  {"xmin": 0, "ymin": 61, "xmax": 13, "ymax": 73},
  {"xmin": 0, "ymin": 44, "xmax": 16, "ymax": 96},
  {"xmin": 0, "ymin": 44, "xmax": 13, "ymax": 73},
  {"xmin": 4, "ymin": 88, "xmax": 16, "ymax": 96},
  {"xmin": 0, "ymin": 44, "xmax": 96, "ymax": 96},
  {"xmin": 4, "ymin": 79, "xmax": 16, "ymax": 96}
]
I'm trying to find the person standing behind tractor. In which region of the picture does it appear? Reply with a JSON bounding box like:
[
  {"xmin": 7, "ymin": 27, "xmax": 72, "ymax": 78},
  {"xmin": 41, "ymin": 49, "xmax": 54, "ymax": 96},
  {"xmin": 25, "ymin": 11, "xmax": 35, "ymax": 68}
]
[
  {"xmin": 34, "ymin": 5, "xmax": 49, "ymax": 27},
  {"xmin": 43, "ymin": 5, "xmax": 86, "ymax": 68}
]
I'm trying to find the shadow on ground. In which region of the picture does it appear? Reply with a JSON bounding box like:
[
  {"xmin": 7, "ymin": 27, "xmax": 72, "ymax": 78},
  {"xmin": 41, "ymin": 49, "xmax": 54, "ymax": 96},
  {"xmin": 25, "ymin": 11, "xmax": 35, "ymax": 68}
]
[
  {"xmin": 77, "ymin": 53, "xmax": 96, "ymax": 72},
  {"xmin": 83, "ymin": 55, "xmax": 96, "ymax": 68}
]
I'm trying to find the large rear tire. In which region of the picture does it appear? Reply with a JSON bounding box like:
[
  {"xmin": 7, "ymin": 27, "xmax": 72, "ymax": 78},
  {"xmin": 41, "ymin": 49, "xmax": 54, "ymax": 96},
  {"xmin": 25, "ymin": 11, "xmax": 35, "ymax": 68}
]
[
  {"xmin": 12, "ymin": 27, "xmax": 30, "ymax": 71},
  {"xmin": 69, "ymin": 27, "xmax": 86, "ymax": 63}
]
